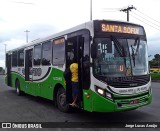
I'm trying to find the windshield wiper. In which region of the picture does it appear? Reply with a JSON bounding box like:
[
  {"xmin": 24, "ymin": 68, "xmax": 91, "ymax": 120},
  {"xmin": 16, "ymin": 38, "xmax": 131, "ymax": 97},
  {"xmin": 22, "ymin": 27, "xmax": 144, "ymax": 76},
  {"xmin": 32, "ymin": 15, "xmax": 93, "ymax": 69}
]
[
  {"xmin": 111, "ymin": 36, "xmax": 127, "ymax": 66},
  {"xmin": 111, "ymin": 36, "xmax": 123, "ymax": 57},
  {"xmin": 131, "ymin": 37, "xmax": 140, "ymax": 66},
  {"xmin": 135, "ymin": 37, "xmax": 140, "ymax": 55}
]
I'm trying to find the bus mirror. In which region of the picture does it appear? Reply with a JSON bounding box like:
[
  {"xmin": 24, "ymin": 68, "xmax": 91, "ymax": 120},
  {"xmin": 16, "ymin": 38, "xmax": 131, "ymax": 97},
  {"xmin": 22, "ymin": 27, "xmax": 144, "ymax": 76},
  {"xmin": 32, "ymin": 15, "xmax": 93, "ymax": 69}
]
[{"xmin": 91, "ymin": 44, "xmax": 96, "ymax": 58}]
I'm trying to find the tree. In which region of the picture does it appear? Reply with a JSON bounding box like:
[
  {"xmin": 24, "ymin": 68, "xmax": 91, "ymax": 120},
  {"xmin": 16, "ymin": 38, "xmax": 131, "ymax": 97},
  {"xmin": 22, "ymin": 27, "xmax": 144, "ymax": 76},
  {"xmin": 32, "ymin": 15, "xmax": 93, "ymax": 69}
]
[
  {"xmin": 150, "ymin": 54, "xmax": 160, "ymax": 68},
  {"xmin": 0, "ymin": 67, "xmax": 3, "ymax": 72},
  {"xmin": 149, "ymin": 54, "xmax": 159, "ymax": 67},
  {"xmin": 154, "ymin": 54, "xmax": 160, "ymax": 60}
]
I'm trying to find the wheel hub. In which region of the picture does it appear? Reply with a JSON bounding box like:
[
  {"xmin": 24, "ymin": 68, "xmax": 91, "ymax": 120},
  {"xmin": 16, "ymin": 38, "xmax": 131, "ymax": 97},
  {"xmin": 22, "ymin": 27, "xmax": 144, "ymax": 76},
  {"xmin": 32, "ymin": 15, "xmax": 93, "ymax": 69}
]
[
  {"xmin": 59, "ymin": 93, "xmax": 66, "ymax": 106},
  {"xmin": 17, "ymin": 88, "xmax": 19, "ymax": 94}
]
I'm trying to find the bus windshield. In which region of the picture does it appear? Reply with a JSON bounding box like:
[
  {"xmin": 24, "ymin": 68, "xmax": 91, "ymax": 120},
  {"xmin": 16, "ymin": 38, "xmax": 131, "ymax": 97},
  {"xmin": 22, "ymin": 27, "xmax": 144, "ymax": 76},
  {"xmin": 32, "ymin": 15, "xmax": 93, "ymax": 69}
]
[{"xmin": 93, "ymin": 37, "xmax": 149, "ymax": 77}]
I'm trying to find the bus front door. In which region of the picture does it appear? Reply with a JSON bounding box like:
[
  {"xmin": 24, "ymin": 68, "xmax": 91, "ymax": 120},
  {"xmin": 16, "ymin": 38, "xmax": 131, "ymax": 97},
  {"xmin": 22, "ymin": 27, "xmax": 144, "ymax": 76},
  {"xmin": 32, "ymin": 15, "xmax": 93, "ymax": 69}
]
[
  {"xmin": 24, "ymin": 49, "xmax": 35, "ymax": 95},
  {"xmin": 25, "ymin": 48, "xmax": 35, "ymax": 95},
  {"xmin": 25, "ymin": 49, "xmax": 33, "ymax": 81},
  {"xmin": 77, "ymin": 36, "xmax": 85, "ymax": 108},
  {"xmin": 65, "ymin": 36, "xmax": 84, "ymax": 108}
]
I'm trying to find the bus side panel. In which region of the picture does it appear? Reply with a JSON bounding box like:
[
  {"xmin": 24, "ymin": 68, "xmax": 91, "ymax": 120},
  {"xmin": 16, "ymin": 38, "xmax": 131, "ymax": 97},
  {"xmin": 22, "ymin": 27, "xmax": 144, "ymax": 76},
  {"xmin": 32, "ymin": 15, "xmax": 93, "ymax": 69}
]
[
  {"xmin": 10, "ymin": 72, "xmax": 25, "ymax": 90},
  {"xmin": 11, "ymin": 72, "xmax": 17, "ymax": 88},
  {"xmin": 20, "ymin": 67, "xmax": 65, "ymax": 100},
  {"xmin": 25, "ymin": 82, "xmax": 36, "ymax": 96},
  {"xmin": 92, "ymin": 91, "xmax": 116, "ymax": 112},
  {"xmin": 35, "ymin": 67, "xmax": 65, "ymax": 100},
  {"xmin": 43, "ymin": 68, "xmax": 65, "ymax": 100},
  {"xmin": 18, "ymin": 75, "xmax": 25, "ymax": 92},
  {"xmin": 83, "ymin": 90, "xmax": 93, "ymax": 112},
  {"xmin": 39, "ymin": 68, "xmax": 54, "ymax": 99}
]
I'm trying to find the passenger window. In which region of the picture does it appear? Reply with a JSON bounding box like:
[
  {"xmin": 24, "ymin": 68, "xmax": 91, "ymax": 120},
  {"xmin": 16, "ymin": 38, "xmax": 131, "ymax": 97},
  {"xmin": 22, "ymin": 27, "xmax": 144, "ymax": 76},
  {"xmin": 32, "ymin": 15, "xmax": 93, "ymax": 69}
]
[
  {"xmin": 42, "ymin": 41, "xmax": 51, "ymax": 66},
  {"xmin": 53, "ymin": 38, "xmax": 65, "ymax": 65},
  {"xmin": 34, "ymin": 44, "xmax": 41, "ymax": 66},
  {"xmin": 18, "ymin": 49, "xmax": 24, "ymax": 66},
  {"xmin": 12, "ymin": 51, "xmax": 17, "ymax": 67}
]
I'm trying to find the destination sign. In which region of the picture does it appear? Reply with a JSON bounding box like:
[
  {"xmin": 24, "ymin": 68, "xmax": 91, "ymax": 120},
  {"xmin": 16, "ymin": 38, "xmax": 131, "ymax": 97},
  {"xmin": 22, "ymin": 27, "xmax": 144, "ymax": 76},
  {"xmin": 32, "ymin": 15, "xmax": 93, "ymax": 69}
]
[
  {"xmin": 101, "ymin": 23, "xmax": 143, "ymax": 35},
  {"xmin": 53, "ymin": 38, "xmax": 65, "ymax": 44}
]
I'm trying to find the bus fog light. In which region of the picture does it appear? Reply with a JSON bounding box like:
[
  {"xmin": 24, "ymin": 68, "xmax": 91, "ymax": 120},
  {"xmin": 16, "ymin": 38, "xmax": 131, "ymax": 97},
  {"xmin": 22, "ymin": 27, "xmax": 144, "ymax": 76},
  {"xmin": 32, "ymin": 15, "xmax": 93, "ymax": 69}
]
[
  {"xmin": 97, "ymin": 88, "xmax": 104, "ymax": 95},
  {"xmin": 106, "ymin": 92, "xmax": 112, "ymax": 98}
]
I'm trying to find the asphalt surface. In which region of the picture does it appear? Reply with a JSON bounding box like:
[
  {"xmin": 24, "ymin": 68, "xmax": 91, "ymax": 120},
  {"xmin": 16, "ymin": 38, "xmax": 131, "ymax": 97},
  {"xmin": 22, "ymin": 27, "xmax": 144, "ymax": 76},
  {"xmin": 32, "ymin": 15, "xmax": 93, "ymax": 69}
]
[{"xmin": 0, "ymin": 75, "xmax": 159, "ymax": 130}]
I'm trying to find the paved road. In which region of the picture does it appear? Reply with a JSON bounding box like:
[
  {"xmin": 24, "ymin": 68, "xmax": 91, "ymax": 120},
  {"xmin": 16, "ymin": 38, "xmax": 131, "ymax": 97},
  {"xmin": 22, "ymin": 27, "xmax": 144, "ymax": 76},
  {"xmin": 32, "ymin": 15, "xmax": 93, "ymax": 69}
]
[{"xmin": 0, "ymin": 75, "xmax": 159, "ymax": 128}]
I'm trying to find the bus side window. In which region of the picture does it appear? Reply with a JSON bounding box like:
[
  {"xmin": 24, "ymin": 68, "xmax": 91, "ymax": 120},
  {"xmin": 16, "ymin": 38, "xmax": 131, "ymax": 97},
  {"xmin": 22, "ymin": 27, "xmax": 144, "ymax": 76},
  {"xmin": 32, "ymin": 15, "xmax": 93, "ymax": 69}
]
[
  {"xmin": 29, "ymin": 50, "xmax": 33, "ymax": 67},
  {"xmin": 42, "ymin": 41, "xmax": 52, "ymax": 66},
  {"xmin": 12, "ymin": 51, "xmax": 18, "ymax": 67},
  {"xmin": 34, "ymin": 44, "xmax": 42, "ymax": 66},
  {"xmin": 18, "ymin": 49, "xmax": 24, "ymax": 67},
  {"xmin": 52, "ymin": 38, "xmax": 65, "ymax": 66}
]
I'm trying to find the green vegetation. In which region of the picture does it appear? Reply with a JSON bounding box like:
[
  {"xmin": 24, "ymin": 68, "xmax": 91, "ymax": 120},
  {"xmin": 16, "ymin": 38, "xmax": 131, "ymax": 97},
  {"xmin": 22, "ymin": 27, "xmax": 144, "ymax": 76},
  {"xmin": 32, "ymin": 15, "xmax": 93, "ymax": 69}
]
[
  {"xmin": 149, "ymin": 54, "xmax": 160, "ymax": 67},
  {"xmin": 149, "ymin": 54, "xmax": 160, "ymax": 81},
  {"xmin": 151, "ymin": 73, "xmax": 160, "ymax": 80}
]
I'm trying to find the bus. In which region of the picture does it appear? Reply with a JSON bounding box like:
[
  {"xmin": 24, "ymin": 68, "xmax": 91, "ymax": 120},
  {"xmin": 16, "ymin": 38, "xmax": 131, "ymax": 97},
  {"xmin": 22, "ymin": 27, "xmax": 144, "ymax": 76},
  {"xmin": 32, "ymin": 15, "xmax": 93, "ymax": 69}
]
[{"xmin": 5, "ymin": 20, "xmax": 152, "ymax": 112}]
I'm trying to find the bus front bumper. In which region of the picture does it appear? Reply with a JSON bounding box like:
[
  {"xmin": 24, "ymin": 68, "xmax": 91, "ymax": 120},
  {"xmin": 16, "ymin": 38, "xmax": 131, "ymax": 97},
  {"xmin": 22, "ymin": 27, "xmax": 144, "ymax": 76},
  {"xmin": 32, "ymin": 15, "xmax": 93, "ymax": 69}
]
[{"xmin": 91, "ymin": 91, "xmax": 152, "ymax": 112}]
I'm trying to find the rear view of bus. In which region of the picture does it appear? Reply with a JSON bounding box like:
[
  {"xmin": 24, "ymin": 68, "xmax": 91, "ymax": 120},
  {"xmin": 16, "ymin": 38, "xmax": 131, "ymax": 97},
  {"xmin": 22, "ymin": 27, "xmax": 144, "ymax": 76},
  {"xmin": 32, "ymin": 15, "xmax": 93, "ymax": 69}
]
[{"xmin": 89, "ymin": 20, "xmax": 152, "ymax": 112}]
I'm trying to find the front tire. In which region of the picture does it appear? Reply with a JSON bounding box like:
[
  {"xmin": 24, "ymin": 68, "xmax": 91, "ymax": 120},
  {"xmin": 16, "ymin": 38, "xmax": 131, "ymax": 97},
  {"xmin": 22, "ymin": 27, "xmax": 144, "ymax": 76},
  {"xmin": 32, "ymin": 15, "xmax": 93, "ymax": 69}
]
[{"xmin": 56, "ymin": 87, "xmax": 70, "ymax": 112}]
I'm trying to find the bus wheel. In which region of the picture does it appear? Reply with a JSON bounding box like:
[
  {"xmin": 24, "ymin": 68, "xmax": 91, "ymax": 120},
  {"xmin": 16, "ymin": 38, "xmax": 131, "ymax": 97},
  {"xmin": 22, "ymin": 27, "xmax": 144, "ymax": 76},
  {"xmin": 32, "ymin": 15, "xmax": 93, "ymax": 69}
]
[
  {"xmin": 56, "ymin": 87, "xmax": 70, "ymax": 112},
  {"xmin": 15, "ymin": 80, "xmax": 22, "ymax": 96}
]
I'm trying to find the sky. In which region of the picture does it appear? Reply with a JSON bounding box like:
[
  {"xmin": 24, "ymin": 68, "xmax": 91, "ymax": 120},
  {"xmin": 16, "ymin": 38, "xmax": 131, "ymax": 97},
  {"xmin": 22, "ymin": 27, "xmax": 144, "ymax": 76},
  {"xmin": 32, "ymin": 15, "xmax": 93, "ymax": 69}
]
[{"xmin": 0, "ymin": 0, "xmax": 160, "ymax": 68}]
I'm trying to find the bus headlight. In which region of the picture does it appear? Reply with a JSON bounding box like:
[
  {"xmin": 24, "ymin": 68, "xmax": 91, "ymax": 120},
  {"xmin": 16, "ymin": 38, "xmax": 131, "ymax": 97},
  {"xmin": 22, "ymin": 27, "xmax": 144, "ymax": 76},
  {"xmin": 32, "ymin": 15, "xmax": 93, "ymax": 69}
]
[
  {"xmin": 95, "ymin": 86, "xmax": 112, "ymax": 100},
  {"xmin": 97, "ymin": 88, "xmax": 104, "ymax": 95}
]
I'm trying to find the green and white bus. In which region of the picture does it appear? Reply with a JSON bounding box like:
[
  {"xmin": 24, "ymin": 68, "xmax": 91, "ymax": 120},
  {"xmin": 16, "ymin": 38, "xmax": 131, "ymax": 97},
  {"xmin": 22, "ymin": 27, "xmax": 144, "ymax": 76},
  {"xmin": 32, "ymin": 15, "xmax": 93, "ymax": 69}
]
[{"xmin": 5, "ymin": 20, "xmax": 152, "ymax": 112}]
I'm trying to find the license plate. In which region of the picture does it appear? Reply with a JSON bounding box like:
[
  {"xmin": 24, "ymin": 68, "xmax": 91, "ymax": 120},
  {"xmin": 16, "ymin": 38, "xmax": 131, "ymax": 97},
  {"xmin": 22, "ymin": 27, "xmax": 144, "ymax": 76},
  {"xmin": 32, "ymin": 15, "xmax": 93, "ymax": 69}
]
[{"xmin": 130, "ymin": 99, "xmax": 139, "ymax": 104}]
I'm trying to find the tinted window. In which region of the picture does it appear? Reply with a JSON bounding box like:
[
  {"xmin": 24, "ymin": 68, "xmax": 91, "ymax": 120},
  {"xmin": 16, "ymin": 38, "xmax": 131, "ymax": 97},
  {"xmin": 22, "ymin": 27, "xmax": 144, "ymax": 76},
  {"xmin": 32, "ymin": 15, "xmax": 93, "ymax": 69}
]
[
  {"xmin": 18, "ymin": 49, "xmax": 24, "ymax": 66},
  {"xmin": 84, "ymin": 35, "xmax": 90, "ymax": 60},
  {"xmin": 82, "ymin": 34, "xmax": 90, "ymax": 89},
  {"xmin": 12, "ymin": 51, "xmax": 17, "ymax": 67},
  {"xmin": 28, "ymin": 49, "xmax": 33, "ymax": 67},
  {"xmin": 34, "ymin": 44, "xmax": 41, "ymax": 65},
  {"xmin": 53, "ymin": 38, "xmax": 65, "ymax": 65},
  {"xmin": 42, "ymin": 41, "xmax": 51, "ymax": 66}
]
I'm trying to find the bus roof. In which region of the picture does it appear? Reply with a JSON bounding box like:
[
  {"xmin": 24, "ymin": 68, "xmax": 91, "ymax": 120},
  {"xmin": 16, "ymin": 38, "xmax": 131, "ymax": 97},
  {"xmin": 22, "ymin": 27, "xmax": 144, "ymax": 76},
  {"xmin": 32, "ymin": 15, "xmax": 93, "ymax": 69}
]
[{"xmin": 6, "ymin": 19, "xmax": 143, "ymax": 53}]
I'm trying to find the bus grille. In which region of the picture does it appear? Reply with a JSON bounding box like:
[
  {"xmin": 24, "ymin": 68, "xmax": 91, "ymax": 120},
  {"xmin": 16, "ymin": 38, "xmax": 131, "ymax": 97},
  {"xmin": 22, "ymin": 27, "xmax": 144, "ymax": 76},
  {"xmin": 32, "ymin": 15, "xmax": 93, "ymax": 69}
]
[
  {"xmin": 107, "ymin": 75, "xmax": 150, "ymax": 88},
  {"xmin": 116, "ymin": 94, "xmax": 149, "ymax": 108}
]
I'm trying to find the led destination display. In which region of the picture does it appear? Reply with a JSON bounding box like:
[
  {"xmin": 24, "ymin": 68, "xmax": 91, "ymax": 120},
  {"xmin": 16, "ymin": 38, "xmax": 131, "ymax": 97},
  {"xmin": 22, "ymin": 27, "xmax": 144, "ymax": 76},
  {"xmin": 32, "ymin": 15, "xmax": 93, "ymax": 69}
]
[{"xmin": 100, "ymin": 23, "xmax": 144, "ymax": 35}]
